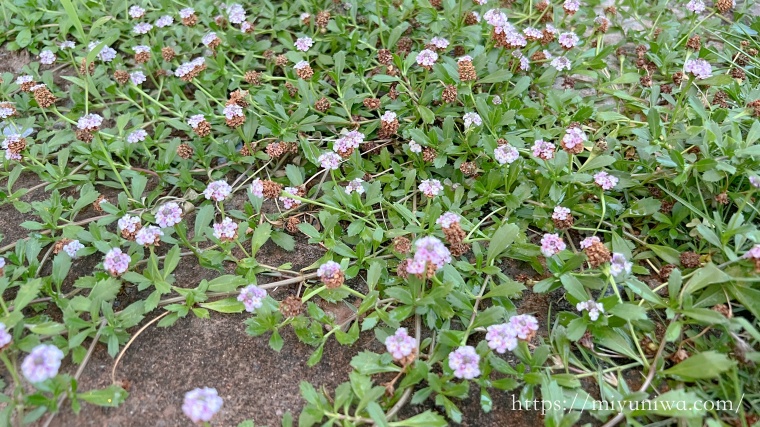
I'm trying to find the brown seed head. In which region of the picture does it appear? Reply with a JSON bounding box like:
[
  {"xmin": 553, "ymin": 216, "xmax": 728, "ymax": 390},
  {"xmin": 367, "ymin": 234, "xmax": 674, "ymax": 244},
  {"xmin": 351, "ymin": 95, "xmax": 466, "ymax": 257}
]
[
  {"xmin": 585, "ymin": 242, "xmax": 611, "ymax": 267},
  {"xmin": 679, "ymin": 251, "xmax": 701, "ymax": 268},
  {"xmin": 177, "ymin": 143, "xmax": 194, "ymax": 159},
  {"xmin": 442, "ymin": 84, "xmax": 458, "ymax": 103},
  {"xmin": 315, "ymin": 97, "xmax": 331, "ymax": 112}
]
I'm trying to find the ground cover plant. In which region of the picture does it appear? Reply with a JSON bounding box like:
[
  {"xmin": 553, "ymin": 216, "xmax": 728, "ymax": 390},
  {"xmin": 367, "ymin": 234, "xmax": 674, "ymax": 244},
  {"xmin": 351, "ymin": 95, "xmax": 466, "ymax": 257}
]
[{"xmin": 1, "ymin": 0, "xmax": 760, "ymax": 425}]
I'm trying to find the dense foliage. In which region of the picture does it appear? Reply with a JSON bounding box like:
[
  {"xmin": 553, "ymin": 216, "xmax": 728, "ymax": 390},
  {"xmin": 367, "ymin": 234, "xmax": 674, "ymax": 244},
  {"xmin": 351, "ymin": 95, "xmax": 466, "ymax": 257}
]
[{"xmin": 1, "ymin": 0, "xmax": 760, "ymax": 425}]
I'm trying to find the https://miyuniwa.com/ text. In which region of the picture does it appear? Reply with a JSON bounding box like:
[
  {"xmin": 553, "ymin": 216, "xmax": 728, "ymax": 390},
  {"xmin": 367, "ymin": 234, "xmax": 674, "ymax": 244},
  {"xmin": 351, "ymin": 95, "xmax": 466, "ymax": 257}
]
[{"xmin": 510, "ymin": 393, "xmax": 743, "ymax": 415}]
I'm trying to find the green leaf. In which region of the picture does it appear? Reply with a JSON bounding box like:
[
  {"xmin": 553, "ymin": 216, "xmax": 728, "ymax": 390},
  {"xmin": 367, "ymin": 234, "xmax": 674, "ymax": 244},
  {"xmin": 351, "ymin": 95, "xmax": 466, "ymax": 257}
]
[
  {"xmin": 269, "ymin": 330, "xmax": 284, "ymax": 352},
  {"xmin": 13, "ymin": 279, "xmax": 43, "ymax": 313},
  {"xmin": 200, "ymin": 298, "xmax": 245, "ymax": 313},
  {"xmin": 486, "ymin": 223, "xmax": 519, "ymax": 263},
  {"xmin": 15, "ymin": 29, "xmax": 31, "ymax": 48},
  {"xmin": 271, "ymin": 231, "xmax": 295, "ymax": 251},
  {"xmin": 78, "ymin": 385, "xmax": 129, "ymax": 408},
  {"xmin": 60, "ymin": 0, "xmax": 85, "ymax": 41},
  {"xmin": 477, "ymin": 69, "xmax": 513, "ymax": 84},
  {"xmin": 193, "ymin": 204, "xmax": 215, "ymax": 239},
  {"xmin": 663, "ymin": 351, "xmax": 735, "ymax": 380},
  {"xmin": 389, "ymin": 410, "xmax": 448, "ymax": 427},
  {"xmin": 418, "ymin": 106, "xmax": 435, "ymax": 124},
  {"xmin": 647, "ymin": 245, "xmax": 681, "ymax": 265},
  {"xmin": 366, "ymin": 262, "xmax": 382, "ymax": 290},
  {"xmin": 366, "ymin": 402, "xmax": 389, "ymax": 427},
  {"xmin": 609, "ymin": 303, "xmax": 648, "ymax": 321},
  {"xmin": 682, "ymin": 263, "xmax": 730, "ymax": 295}
]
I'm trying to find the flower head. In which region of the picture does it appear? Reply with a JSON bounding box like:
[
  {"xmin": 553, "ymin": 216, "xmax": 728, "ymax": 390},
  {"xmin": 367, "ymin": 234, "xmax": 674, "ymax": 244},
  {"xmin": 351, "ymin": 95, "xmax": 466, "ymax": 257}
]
[
  {"xmin": 436, "ymin": 212, "xmax": 461, "ymax": 229},
  {"xmin": 179, "ymin": 8, "xmax": 195, "ymax": 19},
  {"xmin": 540, "ymin": 233, "xmax": 566, "ymax": 257},
  {"xmin": 174, "ymin": 57, "xmax": 206, "ymax": 79},
  {"xmin": 130, "ymin": 71, "xmax": 146, "ymax": 85},
  {"xmin": 448, "ymin": 346, "xmax": 480, "ymax": 379},
  {"xmin": 60, "ymin": 41, "xmax": 75, "ymax": 49},
  {"xmin": 156, "ymin": 15, "xmax": 174, "ymax": 27},
  {"xmin": 135, "ymin": 226, "xmax": 163, "ymax": 246},
  {"xmin": 318, "ymin": 152, "xmax": 341, "ymax": 170},
  {"xmin": 418, "ymin": 179, "xmax": 443, "ymax": 197},
  {"xmin": 509, "ymin": 314, "xmax": 539, "ymax": 339},
  {"xmin": 686, "ymin": 0, "xmax": 706, "ymax": 13},
  {"xmin": 39, "ymin": 50, "xmax": 56, "ymax": 65},
  {"xmin": 750, "ymin": 176, "xmax": 760, "ymax": 188},
  {"xmin": 381, "ymin": 111, "xmax": 397, "ymax": 123},
  {"xmin": 202, "ymin": 32, "xmax": 219, "ymax": 48},
  {"xmin": 531, "ymin": 139, "xmax": 555, "ymax": 160},
  {"xmin": 118, "ymin": 214, "xmax": 141, "ymax": 235},
  {"xmin": 133, "ymin": 22, "xmax": 153, "ymax": 34},
  {"xmin": 129, "ymin": 5, "xmax": 145, "ymax": 18},
  {"xmin": 484, "ymin": 9, "xmax": 508, "ymax": 27},
  {"xmin": 409, "ymin": 141, "xmax": 422, "ymax": 153},
  {"xmin": 187, "ymin": 114, "xmax": 206, "ymax": 129},
  {"xmin": 295, "ymin": 36, "xmax": 314, "ymax": 51},
  {"xmin": 293, "ymin": 60, "xmax": 310, "ymax": 70},
  {"xmin": 552, "ymin": 206, "xmax": 571, "ymax": 221},
  {"xmin": 609, "ymin": 253, "xmax": 633, "ymax": 277},
  {"xmin": 416, "ymin": 49, "xmax": 438, "ymax": 67},
  {"xmin": 238, "ymin": 284, "xmax": 266, "ymax": 312},
  {"xmin": 280, "ymin": 187, "xmax": 302, "ymax": 209},
  {"xmin": 0, "ymin": 103, "xmax": 16, "ymax": 119},
  {"xmin": 316, "ymin": 261, "xmax": 344, "ymax": 288},
  {"xmin": 463, "ymin": 112, "xmax": 482, "ymax": 129},
  {"xmin": 577, "ymin": 300, "xmax": 604, "ymax": 321},
  {"xmin": 562, "ymin": 126, "xmax": 587, "ymax": 150},
  {"xmin": 77, "ymin": 113, "xmax": 103, "ymax": 131},
  {"xmin": 182, "ymin": 387, "xmax": 223, "ymax": 423},
  {"xmin": 21, "ymin": 344, "xmax": 63, "ymax": 383},
  {"xmin": 406, "ymin": 236, "xmax": 451, "ymax": 275},
  {"xmin": 249, "ymin": 178, "xmax": 265, "ymax": 198},
  {"xmin": 580, "ymin": 236, "xmax": 601, "ymax": 249},
  {"xmin": 593, "ymin": 171, "xmax": 618, "ymax": 190},
  {"xmin": 345, "ymin": 178, "xmax": 365, "ymax": 195},
  {"xmin": 558, "ymin": 32, "xmax": 579, "ymax": 49},
  {"xmin": 204, "ymin": 180, "xmax": 232, "ymax": 202},
  {"xmin": 0, "ymin": 322, "xmax": 11, "ymax": 349},
  {"xmin": 104, "ymin": 248, "xmax": 130, "ymax": 276},
  {"xmin": 333, "ymin": 130, "xmax": 365, "ymax": 155},
  {"xmin": 743, "ymin": 244, "xmax": 760, "ymax": 260},
  {"xmin": 563, "ymin": 0, "xmax": 580, "ymax": 12},
  {"xmin": 550, "ymin": 56, "xmax": 571, "ymax": 71},
  {"xmin": 223, "ymin": 104, "xmax": 243, "ymax": 120},
  {"xmin": 684, "ymin": 58, "xmax": 712, "ymax": 80},
  {"xmin": 63, "ymin": 240, "xmax": 84, "ymax": 258},
  {"xmin": 492, "ymin": 95, "xmax": 502, "ymax": 105},
  {"xmin": 385, "ymin": 328, "xmax": 416, "ymax": 361},
  {"xmin": 494, "ymin": 144, "xmax": 519, "ymax": 164},
  {"xmin": 486, "ymin": 323, "xmax": 518, "ymax": 353},
  {"xmin": 430, "ymin": 37, "xmax": 450, "ymax": 49},
  {"xmin": 127, "ymin": 129, "xmax": 148, "ymax": 144},
  {"xmin": 156, "ymin": 202, "xmax": 183, "ymax": 228},
  {"xmin": 213, "ymin": 217, "xmax": 238, "ymax": 241},
  {"xmin": 227, "ymin": 3, "xmax": 246, "ymax": 24}
]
